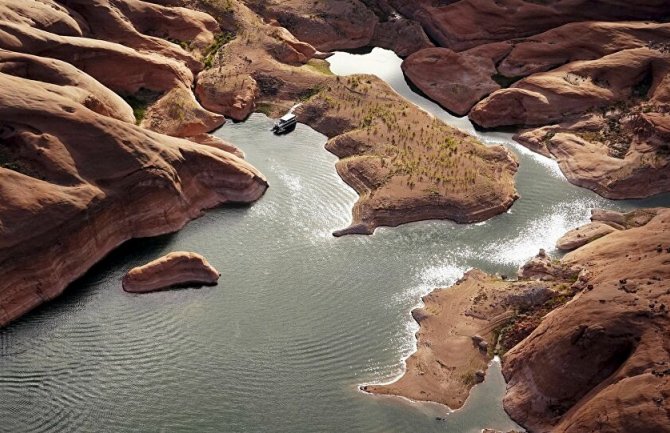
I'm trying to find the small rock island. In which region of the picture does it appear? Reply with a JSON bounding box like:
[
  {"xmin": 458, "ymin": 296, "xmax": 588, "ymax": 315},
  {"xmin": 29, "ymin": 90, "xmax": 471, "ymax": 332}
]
[{"xmin": 122, "ymin": 252, "xmax": 220, "ymax": 293}]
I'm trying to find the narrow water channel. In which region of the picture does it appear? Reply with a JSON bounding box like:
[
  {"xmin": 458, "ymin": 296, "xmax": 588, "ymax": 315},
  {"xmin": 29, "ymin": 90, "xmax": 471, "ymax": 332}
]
[{"xmin": 0, "ymin": 48, "xmax": 668, "ymax": 433}]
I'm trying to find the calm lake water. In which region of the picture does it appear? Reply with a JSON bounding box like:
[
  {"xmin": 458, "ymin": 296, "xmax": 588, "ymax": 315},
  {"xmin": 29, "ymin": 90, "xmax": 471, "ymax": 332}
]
[{"xmin": 1, "ymin": 48, "xmax": 669, "ymax": 433}]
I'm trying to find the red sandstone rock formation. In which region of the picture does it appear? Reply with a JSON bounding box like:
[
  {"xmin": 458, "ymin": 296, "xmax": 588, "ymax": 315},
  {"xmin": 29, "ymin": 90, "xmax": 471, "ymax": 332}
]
[
  {"xmin": 0, "ymin": 50, "xmax": 135, "ymax": 123},
  {"xmin": 366, "ymin": 209, "xmax": 670, "ymax": 432},
  {"xmin": 388, "ymin": 0, "xmax": 669, "ymax": 51},
  {"xmin": 0, "ymin": 69, "xmax": 267, "ymax": 326},
  {"xmin": 503, "ymin": 208, "xmax": 670, "ymax": 433},
  {"xmin": 396, "ymin": 8, "xmax": 670, "ymax": 200},
  {"xmin": 555, "ymin": 222, "xmax": 617, "ymax": 251},
  {"xmin": 0, "ymin": 0, "xmax": 268, "ymax": 326},
  {"xmin": 242, "ymin": 0, "xmax": 433, "ymax": 56},
  {"xmin": 403, "ymin": 47, "xmax": 500, "ymax": 116},
  {"xmin": 123, "ymin": 252, "xmax": 220, "ymax": 293}
]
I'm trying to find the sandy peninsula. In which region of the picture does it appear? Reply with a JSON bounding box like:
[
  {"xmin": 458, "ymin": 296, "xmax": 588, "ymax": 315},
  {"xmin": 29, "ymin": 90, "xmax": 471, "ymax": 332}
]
[
  {"xmin": 364, "ymin": 207, "xmax": 670, "ymax": 433},
  {"xmin": 362, "ymin": 252, "xmax": 582, "ymax": 410},
  {"xmin": 171, "ymin": 0, "xmax": 522, "ymax": 236},
  {"xmin": 393, "ymin": 1, "xmax": 670, "ymax": 199}
]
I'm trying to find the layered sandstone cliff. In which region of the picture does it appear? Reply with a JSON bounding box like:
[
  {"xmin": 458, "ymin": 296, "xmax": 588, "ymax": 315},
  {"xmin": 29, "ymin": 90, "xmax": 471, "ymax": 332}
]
[
  {"xmin": 0, "ymin": 0, "xmax": 268, "ymax": 326},
  {"xmin": 393, "ymin": 3, "xmax": 670, "ymax": 199}
]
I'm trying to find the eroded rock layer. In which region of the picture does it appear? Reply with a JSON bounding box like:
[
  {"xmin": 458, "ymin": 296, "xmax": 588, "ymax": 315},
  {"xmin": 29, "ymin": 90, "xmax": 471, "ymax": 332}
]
[
  {"xmin": 123, "ymin": 252, "xmax": 220, "ymax": 293},
  {"xmin": 169, "ymin": 0, "xmax": 520, "ymax": 235},
  {"xmin": 390, "ymin": 2, "xmax": 670, "ymax": 199},
  {"xmin": 366, "ymin": 209, "xmax": 670, "ymax": 433},
  {"xmin": 504, "ymin": 208, "xmax": 670, "ymax": 433},
  {"xmin": 0, "ymin": 0, "xmax": 268, "ymax": 326}
]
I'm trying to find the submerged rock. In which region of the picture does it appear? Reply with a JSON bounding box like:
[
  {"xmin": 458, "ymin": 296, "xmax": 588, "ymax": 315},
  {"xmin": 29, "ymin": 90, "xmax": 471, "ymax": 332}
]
[{"xmin": 123, "ymin": 252, "xmax": 220, "ymax": 293}]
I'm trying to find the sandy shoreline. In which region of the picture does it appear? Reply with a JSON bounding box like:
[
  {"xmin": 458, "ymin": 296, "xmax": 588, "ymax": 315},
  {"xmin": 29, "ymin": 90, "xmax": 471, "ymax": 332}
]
[
  {"xmin": 360, "ymin": 208, "xmax": 670, "ymax": 432},
  {"xmin": 359, "ymin": 260, "xmax": 580, "ymax": 410}
]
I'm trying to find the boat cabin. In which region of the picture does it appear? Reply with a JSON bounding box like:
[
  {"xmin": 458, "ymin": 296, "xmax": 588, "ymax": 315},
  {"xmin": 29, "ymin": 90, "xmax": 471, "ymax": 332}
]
[{"xmin": 272, "ymin": 113, "xmax": 297, "ymax": 134}]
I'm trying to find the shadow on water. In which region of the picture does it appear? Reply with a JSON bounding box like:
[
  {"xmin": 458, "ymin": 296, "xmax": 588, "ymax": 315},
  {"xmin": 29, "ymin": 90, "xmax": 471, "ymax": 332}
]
[
  {"xmin": 1, "ymin": 197, "xmax": 261, "ymax": 339},
  {"xmin": 0, "ymin": 233, "xmax": 175, "ymax": 346}
]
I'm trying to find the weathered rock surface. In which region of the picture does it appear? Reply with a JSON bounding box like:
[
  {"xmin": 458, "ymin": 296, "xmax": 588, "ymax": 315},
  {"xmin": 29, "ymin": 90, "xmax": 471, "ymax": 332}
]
[
  {"xmin": 390, "ymin": 4, "xmax": 670, "ymax": 200},
  {"xmin": 388, "ymin": 0, "xmax": 669, "ymax": 51},
  {"xmin": 496, "ymin": 21, "xmax": 670, "ymax": 78},
  {"xmin": 189, "ymin": 1, "xmax": 325, "ymax": 121},
  {"xmin": 0, "ymin": 0, "xmax": 228, "ymax": 135},
  {"xmin": 55, "ymin": 0, "xmax": 208, "ymax": 73},
  {"xmin": 556, "ymin": 222, "xmax": 618, "ymax": 251},
  {"xmin": 243, "ymin": 0, "xmax": 377, "ymax": 52},
  {"xmin": 468, "ymin": 36, "xmax": 670, "ymax": 199},
  {"xmin": 0, "ymin": 0, "xmax": 269, "ymax": 327},
  {"xmin": 367, "ymin": 208, "xmax": 670, "ymax": 433},
  {"xmin": 470, "ymin": 48, "xmax": 668, "ymax": 128},
  {"xmin": 591, "ymin": 208, "xmax": 659, "ymax": 229},
  {"xmin": 242, "ymin": 0, "xmax": 433, "ymax": 56},
  {"xmin": 556, "ymin": 208, "xmax": 662, "ymax": 252},
  {"xmin": 370, "ymin": 17, "xmax": 433, "ymax": 58},
  {"xmin": 186, "ymin": 133, "xmax": 245, "ymax": 159},
  {"xmin": 0, "ymin": 50, "xmax": 135, "ymax": 123},
  {"xmin": 403, "ymin": 47, "xmax": 500, "ymax": 116},
  {"xmin": 518, "ymin": 249, "xmax": 580, "ymax": 282},
  {"xmin": 0, "ymin": 18, "xmax": 192, "ymax": 94},
  {"xmin": 123, "ymin": 252, "xmax": 220, "ymax": 293},
  {"xmin": 142, "ymin": 85, "xmax": 225, "ymax": 137},
  {"xmin": 503, "ymin": 209, "xmax": 670, "ymax": 433},
  {"xmin": 197, "ymin": 74, "xmax": 260, "ymax": 121}
]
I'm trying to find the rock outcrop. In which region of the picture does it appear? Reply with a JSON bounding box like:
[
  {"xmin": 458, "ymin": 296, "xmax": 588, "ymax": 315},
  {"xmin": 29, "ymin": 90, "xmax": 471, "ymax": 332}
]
[
  {"xmin": 402, "ymin": 47, "xmax": 500, "ymax": 116},
  {"xmin": 142, "ymin": 85, "xmax": 225, "ymax": 137},
  {"xmin": 504, "ymin": 208, "xmax": 670, "ymax": 433},
  {"xmin": 189, "ymin": 1, "xmax": 325, "ymax": 121},
  {"xmin": 363, "ymin": 257, "xmax": 581, "ymax": 410},
  {"xmin": 242, "ymin": 0, "xmax": 433, "ymax": 56},
  {"xmin": 247, "ymin": 0, "xmax": 377, "ymax": 52},
  {"xmin": 556, "ymin": 222, "xmax": 617, "ymax": 251},
  {"xmin": 0, "ymin": 0, "xmax": 269, "ymax": 327},
  {"xmin": 390, "ymin": 2, "xmax": 670, "ymax": 200},
  {"xmin": 557, "ymin": 208, "xmax": 661, "ymax": 251},
  {"xmin": 123, "ymin": 252, "xmax": 220, "ymax": 293},
  {"xmin": 0, "ymin": 50, "xmax": 135, "ymax": 123},
  {"xmin": 387, "ymin": 0, "xmax": 669, "ymax": 51},
  {"xmin": 0, "ymin": 0, "xmax": 230, "ymax": 140},
  {"xmin": 295, "ymin": 75, "xmax": 519, "ymax": 235},
  {"xmin": 366, "ymin": 208, "xmax": 670, "ymax": 433}
]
